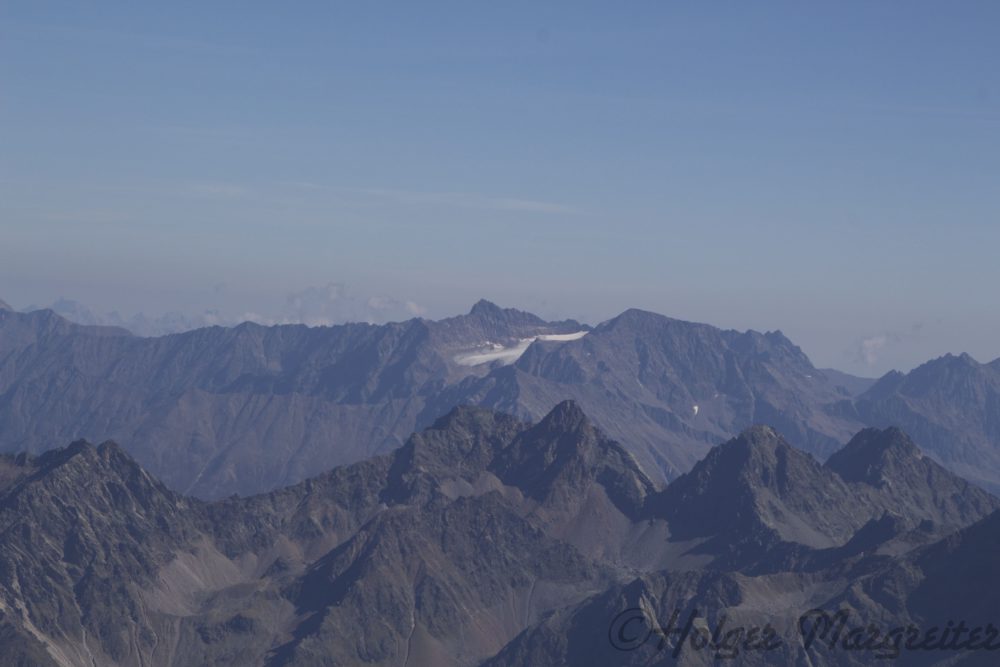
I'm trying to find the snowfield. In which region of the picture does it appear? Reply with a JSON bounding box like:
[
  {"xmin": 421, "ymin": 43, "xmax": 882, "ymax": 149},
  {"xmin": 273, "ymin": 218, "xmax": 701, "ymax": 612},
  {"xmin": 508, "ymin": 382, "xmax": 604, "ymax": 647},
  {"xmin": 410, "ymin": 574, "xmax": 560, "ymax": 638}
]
[{"xmin": 454, "ymin": 331, "xmax": 588, "ymax": 366}]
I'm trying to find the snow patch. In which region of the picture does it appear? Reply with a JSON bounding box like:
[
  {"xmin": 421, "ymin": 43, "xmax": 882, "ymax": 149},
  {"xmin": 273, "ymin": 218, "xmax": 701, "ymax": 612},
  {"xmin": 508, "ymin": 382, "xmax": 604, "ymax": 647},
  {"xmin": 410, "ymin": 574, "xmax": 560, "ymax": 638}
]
[{"xmin": 454, "ymin": 331, "xmax": 588, "ymax": 366}]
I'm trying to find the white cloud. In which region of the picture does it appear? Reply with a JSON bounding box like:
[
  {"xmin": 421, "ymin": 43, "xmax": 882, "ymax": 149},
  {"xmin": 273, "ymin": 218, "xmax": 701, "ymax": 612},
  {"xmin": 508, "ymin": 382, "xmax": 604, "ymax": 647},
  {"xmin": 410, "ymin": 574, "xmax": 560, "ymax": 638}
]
[
  {"xmin": 858, "ymin": 335, "xmax": 889, "ymax": 367},
  {"xmin": 855, "ymin": 325, "xmax": 924, "ymax": 368}
]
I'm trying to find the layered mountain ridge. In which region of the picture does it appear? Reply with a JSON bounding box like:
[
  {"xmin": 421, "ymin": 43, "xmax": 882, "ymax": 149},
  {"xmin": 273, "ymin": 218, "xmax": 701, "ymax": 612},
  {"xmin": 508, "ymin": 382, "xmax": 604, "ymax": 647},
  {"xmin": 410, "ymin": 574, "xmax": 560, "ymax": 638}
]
[
  {"xmin": 0, "ymin": 405, "xmax": 995, "ymax": 666},
  {"xmin": 2, "ymin": 299, "xmax": 1000, "ymax": 498}
]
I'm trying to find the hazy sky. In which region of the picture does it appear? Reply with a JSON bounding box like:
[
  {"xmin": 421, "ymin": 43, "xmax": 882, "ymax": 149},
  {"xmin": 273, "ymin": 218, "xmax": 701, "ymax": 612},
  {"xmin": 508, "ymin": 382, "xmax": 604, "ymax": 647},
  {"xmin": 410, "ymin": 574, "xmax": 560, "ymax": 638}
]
[{"xmin": 2, "ymin": 2, "xmax": 998, "ymax": 376}]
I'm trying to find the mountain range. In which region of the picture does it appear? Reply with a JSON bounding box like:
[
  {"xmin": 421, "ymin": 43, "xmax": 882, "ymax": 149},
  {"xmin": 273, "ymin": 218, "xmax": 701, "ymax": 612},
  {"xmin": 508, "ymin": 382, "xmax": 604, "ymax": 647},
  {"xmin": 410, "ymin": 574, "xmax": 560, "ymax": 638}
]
[
  {"xmin": 18, "ymin": 289, "xmax": 429, "ymax": 338},
  {"xmin": 17, "ymin": 297, "xmax": 226, "ymax": 338},
  {"xmin": 0, "ymin": 403, "xmax": 995, "ymax": 666},
  {"xmin": 3, "ymin": 299, "xmax": 1000, "ymax": 498}
]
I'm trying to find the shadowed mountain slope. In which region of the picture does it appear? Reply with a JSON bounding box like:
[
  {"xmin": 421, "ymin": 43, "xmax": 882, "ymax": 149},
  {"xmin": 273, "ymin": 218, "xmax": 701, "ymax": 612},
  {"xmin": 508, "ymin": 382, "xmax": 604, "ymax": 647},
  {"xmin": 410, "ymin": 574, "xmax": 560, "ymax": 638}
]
[
  {"xmin": 0, "ymin": 405, "xmax": 995, "ymax": 666},
  {"xmin": 856, "ymin": 352, "xmax": 1000, "ymax": 492},
  {"xmin": 648, "ymin": 425, "xmax": 999, "ymax": 572},
  {"xmin": 0, "ymin": 404, "xmax": 646, "ymax": 666}
]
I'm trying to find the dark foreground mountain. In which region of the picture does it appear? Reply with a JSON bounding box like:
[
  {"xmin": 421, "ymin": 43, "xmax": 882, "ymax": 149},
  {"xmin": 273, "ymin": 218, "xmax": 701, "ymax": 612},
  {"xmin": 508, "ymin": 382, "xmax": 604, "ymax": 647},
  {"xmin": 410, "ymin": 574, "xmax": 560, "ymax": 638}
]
[
  {"xmin": 491, "ymin": 487, "xmax": 1000, "ymax": 666},
  {"xmin": 651, "ymin": 425, "xmax": 997, "ymax": 572},
  {"xmin": 0, "ymin": 405, "xmax": 996, "ymax": 666},
  {"xmin": 0, "ymin": 403, "xmax": 640, "ymax": 666}
]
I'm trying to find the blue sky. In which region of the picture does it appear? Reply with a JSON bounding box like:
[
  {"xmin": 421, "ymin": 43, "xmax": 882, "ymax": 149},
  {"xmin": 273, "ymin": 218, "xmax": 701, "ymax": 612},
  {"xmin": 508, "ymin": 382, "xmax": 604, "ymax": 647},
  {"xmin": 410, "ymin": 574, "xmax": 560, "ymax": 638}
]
[{"xmin": 1, "ymin": 2, "xmax": 998, "ymax": 375}]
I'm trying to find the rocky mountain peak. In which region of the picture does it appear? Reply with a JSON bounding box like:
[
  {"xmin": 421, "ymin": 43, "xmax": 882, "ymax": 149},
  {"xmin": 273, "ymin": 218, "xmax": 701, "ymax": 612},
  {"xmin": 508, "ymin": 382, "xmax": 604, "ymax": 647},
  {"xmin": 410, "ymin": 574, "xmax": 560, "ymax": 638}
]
[
  {"xmin": 468, "ymin": 298, "xmax": 505, "ymax": 317},
  {"xmin": 600, "ymin": 308, "xmax": 677, "ymax": 333},
  {"xmin": 28, "ymin": 438, "xmax": 99, "ymax": 472},
  {"xmin": 909, "ymin": 352, "xmax": 983, "ymax": 382},
  {"xmin": 6, "ymin": 440, "xmax": 188, "ymax": 533},
  {"xmin": 692, "ymin": 425, "xmax": 804, "ymax": 485},
  {"xmin": 498, "ymin": 402, "xmax": 602, "ymax": 479},
  {"xmin": 825, "ymin": 427, "xmax": 921, "ymax": 484},
  {"xmin": 725, "ymin": 424, "xmax": 784, "ymax": 453},
  {"xmin": 395, "ymin": 404, "xmax": 526, "ymax": 478},
  {"xmin": 428, "ymin": 403, "xmax": 508, "ymax": 432},
  {"xmin": 860, "ymin": 368, "xmax": 908, "ymax": 400},
  {"xmin": 491, "ymin": 402, "xmax": 653, "ymax": 515},
  {"xmin": 464, "ymin": 299, "xmax": 546, "ymax": 327},
  {"xmin": 533, "ymin": 399, "xmax": 592, "ymax": 436},
  {"xmin": 729, "ymin": 328, "xmax": 815, "ymax": 367},
  {"xmin": 653, "ymin": 426, "xmax": 857, "ymax": 556},
  {"xmin": 951, "ymin": 351, "xmax": 979, "ymax": 365}
]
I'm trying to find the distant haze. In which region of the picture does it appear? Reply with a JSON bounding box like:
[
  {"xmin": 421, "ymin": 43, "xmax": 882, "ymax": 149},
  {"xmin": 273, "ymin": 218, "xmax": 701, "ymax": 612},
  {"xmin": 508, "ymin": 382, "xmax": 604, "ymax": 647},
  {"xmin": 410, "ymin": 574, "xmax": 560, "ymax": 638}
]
[{"xmin": 2, "ymin": 3, "xmax": 998, "ymax": 376}]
